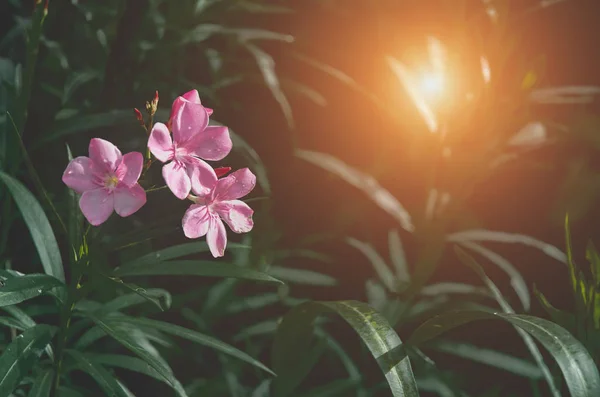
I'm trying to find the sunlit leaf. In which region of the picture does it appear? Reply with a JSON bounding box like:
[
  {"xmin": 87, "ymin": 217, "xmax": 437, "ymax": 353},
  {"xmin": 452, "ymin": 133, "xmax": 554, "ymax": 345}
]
[
  {"xmin": 388, "ymin": 229, "xmax": 410, "ymax": 283},
  {"xmin": 420, "ymin": 282, "xmax": 490, "ymax": 298},
  {"xmin": 346, "ymin": 237, "xmax": 396, "ymax": 292},
  {"xmin": 0, "ymin": 274, "xmax": 65, "ymax": 307},
  {"xmin": 114, "ymin": 260, "xmax": 283, "ymax": 284},
  {"xmin": 409, "ymin": 310, "xmax": 600, "ymax": 397},
  {"xmin": 446, "ymin": 229, "xmax": 566, "ymax": 263},
  {"xmin": 0, "ymin": 172, "xmax": 65, "ymax": 282},
  {"xmin": 245, "ymin": 43, "xmax": 294, "ymax": 129},
  {"xmin": 296, "ymin": 150, "xmax": 414, "ymax": 232},
  {"xmin": 429, "ymin": 339, "xmax": 543, "ymax": 379},
  {"xmin": 508, "ymin": 122, "xmax": 547, "ymax": 147},
  {"xmin": 530, "ymin": 86, "xmax": 600, "ymax": 104},
  {"xmin": 0, "ymin": 324, "xmax": 56, "ymax": 397},
  {"xmin": 65, "ymin": 350, "xmax": 130, "ymax": 397},
  {"xmin": 387, "ymin": 56, "xmax": 437, "ymax": 133},
  {"xmin": 454, "ymin": 241, "xmax": 530, "ymax": 310},
  {"xmin": 454, "ymin": 247, "xmax": 560, "ymax": 396},
  {"xmin": 273, "ymin": 300, "xmax": 418, "ymax": 397}
]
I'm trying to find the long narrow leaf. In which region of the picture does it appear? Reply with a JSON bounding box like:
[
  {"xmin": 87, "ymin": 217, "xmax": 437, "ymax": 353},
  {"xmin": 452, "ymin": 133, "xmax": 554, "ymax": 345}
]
[
  {"xmin": 114, "ymin": 260, "xmax": 283, "ymax": 284},
  {"xmin": 114, "ymin": 316, "xmax": 275, "ymax": 376},
  {"xmin": 454, "ymin": 246, "xmax": 560, "ymax": 396},
  {"xmin": 272, "ymin": 300, "xmax": 418, "ymax": 397},
  {"xmin": 0, "ymin": 324, "xmax": 56, "ymax": 396},
  {"xmin": 86, "ymin": 314, "xmax": 179, "ymax": 389},
  {"xmin": 296, "ymin": 150, "xmax": 414, "ymax": 232},
  {"xmin": 27, "ymin": 369, "xmax": 53, "ymax": 397},
  {"xmin": 86, "ymin": 354, "xmax": 187, "ymax": 397},
  {"xmin": 65, "ymin": 350, "xmax": 129, "ymax": 397},
  {"xmin": 0, "ymin": 274, "xmax": 64, "ymax": 307},
  {"xmin": 0, "ymin": 172, "xmax": 65, "ymax": 282},
  {"xmin": 409, "ymin": 310, "xmax": 600, "ymax": 397}
]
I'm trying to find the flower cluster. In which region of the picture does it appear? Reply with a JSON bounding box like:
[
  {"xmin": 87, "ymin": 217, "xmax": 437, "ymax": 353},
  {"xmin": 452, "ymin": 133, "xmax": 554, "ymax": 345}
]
[{"xmin": 62, "ymin": 90, "xmax": 255, "ymax": 258}]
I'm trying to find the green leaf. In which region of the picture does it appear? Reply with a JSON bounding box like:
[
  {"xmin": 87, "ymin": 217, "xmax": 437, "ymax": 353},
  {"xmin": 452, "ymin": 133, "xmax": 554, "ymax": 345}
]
[
  {"xmin": 272, "ymin": 300, "xmax": 418, "ymax": 397},
  {"xmin": 114, "ymin": 260, "xmax": 283, "ymax": 284},
  {"xmin": 0, "ymin": 172, "xmax": 65, "ymax": 282},
  {"xmin": 65, "ymin": 350, "xmax": 129, "ymax": 397},
  {"xmin": 533, "ymin": 284, "xmax": 575, "ymax": 329},
  {"xmin": 586, "ymin": 241, "xmax": 600, "ymax": 283},
  {"xmin": 97, "ymin": 287, "xmax": 172, "ymax": 314},
  {"xmin": 27, "ymin": 369, "xmax": 53, "ymax": 397},
  {"xmin": 244, "ymin": 43, "xmax": 294, "ymax": 129},
  {"xmin": 455, "ymin": 241, "xmax": 530, "ymax": 310},
  {"xmin": 34, "ymin": 110, "xmax": 136, "ymax": 147},
  {"xmin": 409, "ymin": 310, "xmax": 600, "ymax": 397},
  {"xmin": 296, "ymin": 150, "xmax": 414, "ymax": 233},
  {"xmin": 0, "ymin": 324, "xmax": 56, "ymax": 396},
  {"xmin": 347, "ymin": 237, "xmax": 397, "ymax": 292},
  {"xmin": 100, "ymin": 276, "xmax": 171, "ymax": 312},
  {"xmin": 454, "ymin": 246, "xmax": 560, "ymax": 396},
  {"xmin": 267, "ymin": 266, "xmax": 336, "ymax": 286},
  {"xmin": 388, "ymin": 229, "xmax": 410, "ymax": 282},
  {"xmin": 85, "ymin": 314, "xmax": 178, "ymax": 389},
  {"xmin": 114, "ymin": 316, "xmax": 275, "ymax": 376},
  {"xmin": 86, "ymin": 354, "xmax": 187, "ymax": 397},
  {"xmin": 0, "ymin": 274, "xmax": 64, "ymax": 307},
  {"xmin": 446, "ymin": 229, "xmax": 566, "ymax": 264},
  {"xmin": 124, "ymin": 242, "xmax": 250, "ymax": 268},
  {"xmin": 428, "ymin": 339, "xmax": 543, "ymax": 379}
]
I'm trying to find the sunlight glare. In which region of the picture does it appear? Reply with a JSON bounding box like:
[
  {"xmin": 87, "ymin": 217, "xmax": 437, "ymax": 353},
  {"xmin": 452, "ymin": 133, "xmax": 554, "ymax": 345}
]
[{"xmin": 419, "ymin": 72, "xmax": 444, "ymax": 98}]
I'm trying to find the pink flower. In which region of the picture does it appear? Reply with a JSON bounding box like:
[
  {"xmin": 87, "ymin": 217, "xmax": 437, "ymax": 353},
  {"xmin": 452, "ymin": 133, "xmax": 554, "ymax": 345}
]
[
  {"xmin": 148, "ymin": 90, "xmax": 232, "ymax": 200},
  {"xmin": 62, "ymin": 138, "xmax": 146, "ymax": 226},
  {"xmin": 169, "ymin": 90, "xmax": 213, "ymax": 122},
  {"xmin": 182, "ymin": 168, "xmax": 256, "ymax": 258}
]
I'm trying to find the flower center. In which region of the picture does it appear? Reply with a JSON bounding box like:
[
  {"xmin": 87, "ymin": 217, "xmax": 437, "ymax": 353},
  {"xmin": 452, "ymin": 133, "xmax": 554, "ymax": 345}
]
[
  {"xmin": 104, "ymin": 174, "xmax": 119, "ymax": 190},
  {"xmin": 174, "ymin": 146, "xmax": 188, "ymax": 162}
]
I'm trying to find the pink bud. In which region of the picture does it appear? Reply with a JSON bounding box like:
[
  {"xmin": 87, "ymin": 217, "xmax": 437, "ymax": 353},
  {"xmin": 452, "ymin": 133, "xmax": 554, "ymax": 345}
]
[
  {"xmin": 133, "ymin": 108, "xmax": 144, "ymax": 125},
  {"xmin": 214, "ymin": 167, "xmax": 232, "ymax": 178}
]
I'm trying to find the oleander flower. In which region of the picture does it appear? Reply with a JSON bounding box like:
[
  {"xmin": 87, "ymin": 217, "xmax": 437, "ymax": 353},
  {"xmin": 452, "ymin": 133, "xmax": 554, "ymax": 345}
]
[
  {"xmin": 148, "ymin": 90, "xmax": 232, "ymax": 200},
  {"xmin": 182, "ymin": 168, "xmax": 255, "ymax": 258},
  {"xmin": 62, "ymin": 138, "xmax": 146, "ymax": 226}
]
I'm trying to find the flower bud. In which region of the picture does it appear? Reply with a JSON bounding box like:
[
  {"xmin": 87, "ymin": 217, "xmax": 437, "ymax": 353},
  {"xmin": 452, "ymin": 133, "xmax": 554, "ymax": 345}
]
[
  {"xmin": 214, "ymin": 167, "xmax": 231, "ymax": 178},
  {"xmin": 133, "ymin": 108, "xmax": 144, "ymax": 126}
]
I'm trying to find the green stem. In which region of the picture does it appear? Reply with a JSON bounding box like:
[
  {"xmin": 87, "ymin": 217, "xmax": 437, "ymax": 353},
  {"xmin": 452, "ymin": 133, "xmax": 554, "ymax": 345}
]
[{"xmin": 50, "ymin": 228, "xmax": 90, "ymax": 397}]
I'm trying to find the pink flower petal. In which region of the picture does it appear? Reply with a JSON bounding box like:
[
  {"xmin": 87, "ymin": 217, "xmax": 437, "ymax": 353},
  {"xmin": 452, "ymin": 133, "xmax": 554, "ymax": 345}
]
[
  {"xmin": 186, "ymin": 157, "xmax": 218, "ymax": 197},
  {"xmin": 171, "ymin": 99, "xmax": 209, "ymax": 144},
  {"xmin": 185, "ymin": 125, "xmax": 232, "ymax": 161},
  {"xmin": 204, "ymin": 107, "xmax": 214, "ymax": 116},
  {"xmin": 163, "ymin": 161, "xmax": 191, "ymax": 200},
  {"xmin": 214, "ymin": 200, "xmax": 254, "ymax": 233},
  {"xmin": 181, "ymin": 90, "xmax": 201, "ymax": 104},
  {"xmin": 62, "ymin": 156, "xmax": 97, "ymax": 193},
  {"xmin": 113, "ymin": 183, "xmax": 146, "ymax": 217},
  {"xmin": 116, "ymin": 152, "xmax": 144, "ymax": 187},
  {"xmin": 89, "ymin": 138, "xmax": 122, "ymax": 172},
  {"xmin": 148, "ymin": 123, "xmax": 174, "ymax": 163},
  {"xmin": 207, "ymin": 216, "xmax": 227, "ymax": 257},
  {"xmin": 79, "ymin": 188, "xmax": 114, "ymax": 226},
  {"xmin": 214, "ymin": 168, "xmax": 256, "ymax": 201},
  {"xmin": 182, "ymin": 204, "xmax": 210, "ymax": 238}
]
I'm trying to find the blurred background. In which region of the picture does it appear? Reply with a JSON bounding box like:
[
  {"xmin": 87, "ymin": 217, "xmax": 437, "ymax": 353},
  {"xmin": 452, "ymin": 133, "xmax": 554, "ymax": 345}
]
[{"xmin": 2, "ymin": 0, "xmax": 600, "ymax": 396}]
